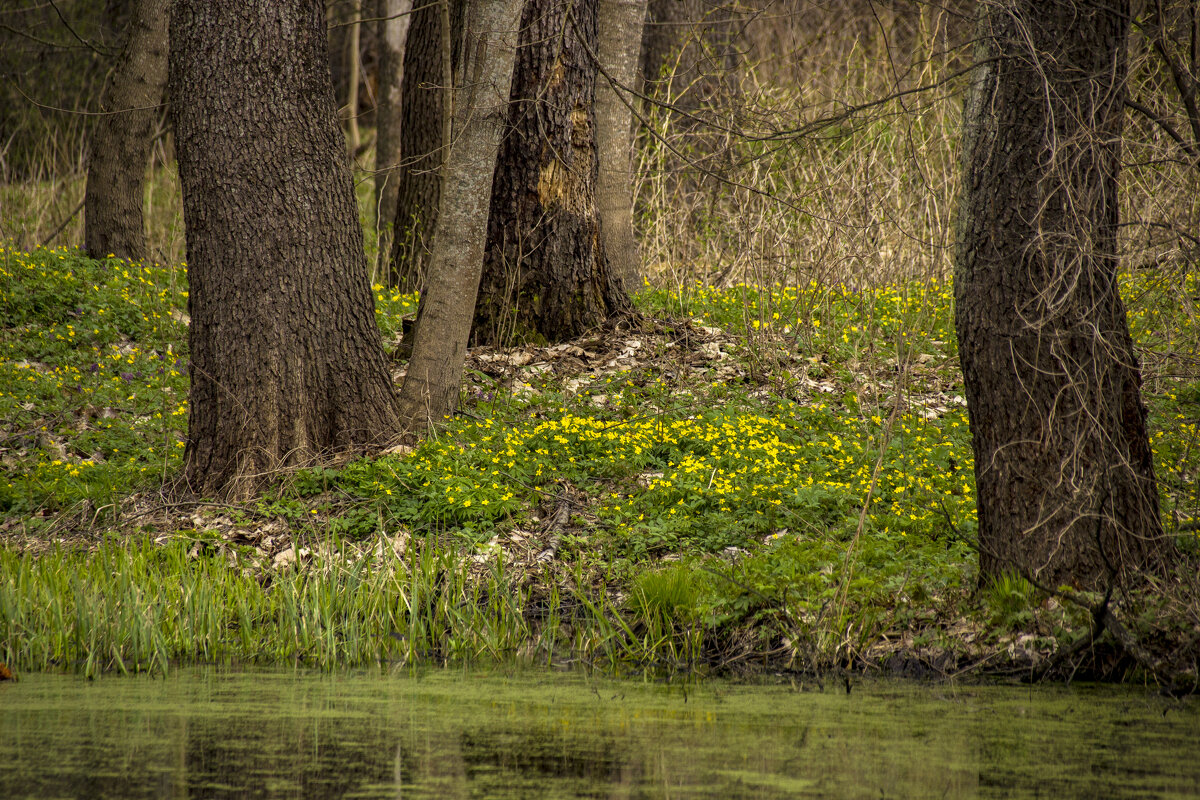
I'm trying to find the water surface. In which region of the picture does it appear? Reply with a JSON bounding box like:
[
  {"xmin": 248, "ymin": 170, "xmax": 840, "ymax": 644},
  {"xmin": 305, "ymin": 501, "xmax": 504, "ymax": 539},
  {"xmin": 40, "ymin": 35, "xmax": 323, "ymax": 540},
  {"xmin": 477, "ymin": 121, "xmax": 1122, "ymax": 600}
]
[{"xmin": 1, "ymin": 668, "xmax": 1197, "ymax": 798}]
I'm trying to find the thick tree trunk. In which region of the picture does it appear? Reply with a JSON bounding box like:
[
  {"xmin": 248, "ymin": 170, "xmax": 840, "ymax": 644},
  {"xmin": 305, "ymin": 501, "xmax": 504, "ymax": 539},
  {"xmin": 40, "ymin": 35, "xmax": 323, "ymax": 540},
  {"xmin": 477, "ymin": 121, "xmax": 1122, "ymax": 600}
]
[
  {"xmin": 596, "ymin": 0, "xmax": 647, "ymax": 294},
  {"xmin": 83, "ymin": 0, "xmax": 168, "ymax": 262},
  {"xmin": 954, "ymin": 0, "xmax": 1166, "ymax": 589},
  {"xmin": 474, "ymin": 0, "xmax": 632, "ymax": 345},
  {"xmin": 171, "ymin": 0, "xmax": 400, "ymax": 499},
  {"xmin": 374, "ymin": 0, "xmax": 413, "ymax": 266},
  {"xmin": 397, "ymin": 0, "xmax": 523, "ymax": 430},
  {"xmin": 388, "ymin": 0, "xmax": 463, "ymax": 290}
]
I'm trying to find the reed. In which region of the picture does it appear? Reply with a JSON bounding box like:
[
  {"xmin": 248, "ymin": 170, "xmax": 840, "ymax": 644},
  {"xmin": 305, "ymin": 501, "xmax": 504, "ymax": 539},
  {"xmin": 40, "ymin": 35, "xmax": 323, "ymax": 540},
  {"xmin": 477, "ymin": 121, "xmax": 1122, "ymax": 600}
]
[{"xmin": 0, "ymin": 535, "xmax": 722, "ymax": 678}]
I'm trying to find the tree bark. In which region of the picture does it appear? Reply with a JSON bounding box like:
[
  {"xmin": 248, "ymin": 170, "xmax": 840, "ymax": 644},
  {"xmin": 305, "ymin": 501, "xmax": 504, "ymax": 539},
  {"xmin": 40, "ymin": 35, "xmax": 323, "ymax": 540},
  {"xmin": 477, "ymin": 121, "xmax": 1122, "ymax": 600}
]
[
  {"xmin": 474, "ymin": 0, "xmax": 633, "ymax": 345},
  {"xmin": 954, "ymin": 0, "xmax": 1166, "ymax": 589},
  {"xmin": 596, "ymin": 0, "xmax": 647, "ymax": 294},
  {"xmin": 397, "ymin": 0, "xmax": 524, "ymax": 430},
  {"xmin": 345, "ymin": 0, "xmax": 363, "ymax": 154},
  {"xmin": 639, "ymin": 0, "xmax": 739, "ymax": 109},
  {"xmin": 171, "ymin": 0, "xmax": 400, "ymax": 499},
  {"xmin": 388, "ymin": 0, "xmax": 463, "ymax": 290},
  {"xmin": 640, "ymin": 0, "xmax": 700, "ymax": 101},
  {"xmin": 83, "ymin": 0, "xmax": 169, "ymax": 262},
  {"xmin": 374, "ymin": 0, "xmax": 414, "ymax": 267}
]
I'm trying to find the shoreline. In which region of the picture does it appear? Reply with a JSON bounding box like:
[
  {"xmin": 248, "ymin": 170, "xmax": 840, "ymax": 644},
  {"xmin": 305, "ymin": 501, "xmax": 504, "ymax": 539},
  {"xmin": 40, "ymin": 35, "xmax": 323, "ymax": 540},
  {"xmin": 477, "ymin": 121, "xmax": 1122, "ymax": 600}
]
[{"xmin": 2, "ymin": 525, "xmax": 1195, "ymax": 691}]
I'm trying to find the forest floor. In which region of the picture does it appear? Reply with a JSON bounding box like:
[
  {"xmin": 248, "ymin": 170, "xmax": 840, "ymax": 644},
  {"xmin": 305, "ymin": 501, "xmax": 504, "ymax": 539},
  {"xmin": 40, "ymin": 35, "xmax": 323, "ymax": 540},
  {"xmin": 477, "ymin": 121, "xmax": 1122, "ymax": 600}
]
[{"xmin": 2, "ymin": 244, "xmax": 1200, "ymax": 686}]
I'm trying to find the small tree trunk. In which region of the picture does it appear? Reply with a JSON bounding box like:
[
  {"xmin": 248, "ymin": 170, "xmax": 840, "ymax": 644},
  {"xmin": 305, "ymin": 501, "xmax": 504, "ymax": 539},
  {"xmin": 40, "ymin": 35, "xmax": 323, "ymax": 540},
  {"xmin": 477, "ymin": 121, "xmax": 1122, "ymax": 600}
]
[
  {"xmin": 640, "ymin": 0, "xmax": 701, "ymax": 101},
  {"xmin": 345, "ymin": 0, "xmax": 363, "ymax": 154},
  {"xmin": 388, "ymin": 0, "xmax": 463, "ymax": 290},
  {"xmin": 171, "ymin": 0, "xmax": 400, "ymax": 499},
  {"xmin": 639, "ymin": 0, "xmax": 739, "ymax": 108},
  {"xmin": 954, "ymin": 0, "xmax": 1166, "ymax": 589},
  {"xmin": 83, "ymin": 0, "xmax": 168, "ymax": 262},
  {"xmin": 397, "ymin": 0, "xmax": 524, "ymax": 430},
  {"xmin": 374, "ymin": 0, "xmax": 413, "ymax": 266},
  {"xmin": 475, "ymin": 0, "xmax": 632, "ymax": 345},
  {"xmin": 596, "ymin": 0, "xmax": 647, "ymax": 294}
]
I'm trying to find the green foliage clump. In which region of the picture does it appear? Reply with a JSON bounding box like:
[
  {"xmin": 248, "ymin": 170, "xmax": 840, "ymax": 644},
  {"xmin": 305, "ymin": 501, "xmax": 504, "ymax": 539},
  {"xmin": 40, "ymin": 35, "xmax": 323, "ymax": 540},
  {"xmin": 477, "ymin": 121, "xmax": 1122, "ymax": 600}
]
[
  {"xmin": 0, "ymin": 246, "xmax": 189, "ymax": 515},
  {"xmin": 981, "ymin": 573, "xmax": 1039, "ymax": 632}
]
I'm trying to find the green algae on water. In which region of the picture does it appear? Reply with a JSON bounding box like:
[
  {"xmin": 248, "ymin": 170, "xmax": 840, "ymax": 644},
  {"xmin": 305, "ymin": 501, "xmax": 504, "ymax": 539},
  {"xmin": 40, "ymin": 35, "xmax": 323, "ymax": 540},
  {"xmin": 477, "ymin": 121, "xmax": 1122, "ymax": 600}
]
[{"xmin": 1, "ymin": 669, "xmax": 1197, "ymax": 799}]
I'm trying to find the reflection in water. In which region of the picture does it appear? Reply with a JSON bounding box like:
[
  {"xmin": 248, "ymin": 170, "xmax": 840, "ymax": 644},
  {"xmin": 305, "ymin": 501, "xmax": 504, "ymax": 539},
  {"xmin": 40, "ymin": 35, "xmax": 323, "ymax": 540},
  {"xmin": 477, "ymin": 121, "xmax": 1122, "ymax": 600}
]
[{"xmin": 0, "ymin": 670, "xmax": 1197, "ymax": 799}]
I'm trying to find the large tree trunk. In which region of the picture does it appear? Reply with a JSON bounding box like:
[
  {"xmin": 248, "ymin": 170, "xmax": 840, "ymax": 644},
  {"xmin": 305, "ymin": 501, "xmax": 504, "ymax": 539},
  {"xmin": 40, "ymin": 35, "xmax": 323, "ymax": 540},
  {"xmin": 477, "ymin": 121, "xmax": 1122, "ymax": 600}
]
[
  {"xmin": 474, "ymin": 0, "xmax": 632, "ymax": 345},
  {"xmin": 170, "ymin": 0, "xmax": 400, "ymax": 499},
  {"xmin": 397, "ymin": 0, "xmax": 524, "ymax": 430},
  {"xmin": 596, "ymin": 0, "xmax": 647, "ymax": 294},
  {"xmin": 374, "ymin": 0, "xmax": 413, "ymax": 268},
  {"xmin": 954, "ymin": 0, "xmax": 1166, "ymax": 589},
  {"xmin": 388, "ymin": 0, "xmax": 463, "ymax": 290},
  {"xmin": 83, "ymin": 0, "xmax": 169, "ymax": 262}
]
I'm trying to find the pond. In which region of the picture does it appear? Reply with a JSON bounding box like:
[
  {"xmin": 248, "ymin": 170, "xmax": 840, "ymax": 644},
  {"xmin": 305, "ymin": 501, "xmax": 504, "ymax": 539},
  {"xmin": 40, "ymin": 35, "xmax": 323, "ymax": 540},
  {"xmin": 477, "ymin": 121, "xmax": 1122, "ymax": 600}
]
[{"xmin": 1, "ymin": 669, "xmax": 1197, "ymax": 799}]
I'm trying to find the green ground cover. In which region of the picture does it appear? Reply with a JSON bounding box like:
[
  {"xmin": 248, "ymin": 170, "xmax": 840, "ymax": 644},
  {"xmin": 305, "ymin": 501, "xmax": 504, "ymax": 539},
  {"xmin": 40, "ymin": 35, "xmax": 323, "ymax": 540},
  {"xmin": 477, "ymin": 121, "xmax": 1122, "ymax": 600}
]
[{"xmin": 1, "ymin": 244, "xmax": 1197, "ymax": 678}]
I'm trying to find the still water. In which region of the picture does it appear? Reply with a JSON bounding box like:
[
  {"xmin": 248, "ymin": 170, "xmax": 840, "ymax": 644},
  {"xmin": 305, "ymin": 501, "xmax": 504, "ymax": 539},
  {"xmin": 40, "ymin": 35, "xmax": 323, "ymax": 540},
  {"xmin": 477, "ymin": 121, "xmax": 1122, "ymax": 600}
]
[{"xmin": 1, "ymin": 668, "xmax": 1197, "ymax": 799}]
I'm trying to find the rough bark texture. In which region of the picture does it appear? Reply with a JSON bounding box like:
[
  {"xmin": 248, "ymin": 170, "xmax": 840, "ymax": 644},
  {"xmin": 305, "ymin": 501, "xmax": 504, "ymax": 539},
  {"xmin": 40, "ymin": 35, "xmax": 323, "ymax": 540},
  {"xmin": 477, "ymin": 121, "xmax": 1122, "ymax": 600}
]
[
  {"xmin": 388, "ymin": 0, "xmax": 463, "ymax": 290},
  {"xmin": 83, "ymin": 0, "xmax": 168, "ymax": 262},
  {"xmin": 171, "ymin": 0, "xmax": 400, "ymax": 499},
  {"xmin": 374, "ymin": 0, "xmax": 413, "ymax": 265},
  {"xmin": 596, "ymin": 0, "xmax": 647, "ymax": 293},
  {"xmin": 954, "ymin": 0, "xmax": 1165, "ymax": 589},
  {"xmin": 397, "ymin": 0, "xmax": 523, "ymax": 430},
  {"xmin": 474, "ymin": 0, "xmax": 632, "ymax": 345}
]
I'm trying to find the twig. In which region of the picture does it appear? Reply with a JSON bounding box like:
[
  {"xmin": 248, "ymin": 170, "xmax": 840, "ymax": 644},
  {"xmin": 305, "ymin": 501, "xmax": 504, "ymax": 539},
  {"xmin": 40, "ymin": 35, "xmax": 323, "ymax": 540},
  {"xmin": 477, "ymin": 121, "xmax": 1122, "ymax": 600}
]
[
  {"xmin": 47, "ymin": 0, "xmax": 117, "ymax": 57},
  {"xmin": 40, "ymin": 197, "xmax": 84, "ymax": 246}
]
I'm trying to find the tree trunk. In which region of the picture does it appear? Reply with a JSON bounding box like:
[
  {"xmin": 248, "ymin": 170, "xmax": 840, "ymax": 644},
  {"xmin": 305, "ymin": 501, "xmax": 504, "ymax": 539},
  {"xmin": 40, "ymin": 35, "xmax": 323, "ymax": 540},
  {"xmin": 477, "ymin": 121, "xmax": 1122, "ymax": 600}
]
[
  {"xmin": 637, "ymin": 0, "xmax": 740, "ymax": 258},
  {"xmin": 345, "ymin": 0, "xmax": 363, "ymax": 154},
  {"xmin": 397, "ymin": 0, "xmax": 524, "ymax": 430},
  {"xmin": 640, "ymin": 0, "xmax": 700, "ymax": 101},
  {"xmin": 170, "ymin": 0, "xmax": 400, "ymax": 499},
  {"xmin": 374, "ymin": 0, "xmax": 413, "ymax": 268},
  {"xmin": 596, "ymin": 0, "xmax": 647, "ymax": 294},
  {"xmin": 474, "ymin": 0, "xmax": 632, "ymax": 345},
  {"xmin": 388, "ymin": 0, "xmax": 463, "ymax": 290},
  {"xmin": 639, "ymin": 0, "xmax": 739, "ymax": 109},
  {"xmin": 954, "ymin": 0, "xmax": 1166, "ymax": 589},
  {"xmin": 83, "ymin": 0, "xmax": 168, "ymax": 262}
]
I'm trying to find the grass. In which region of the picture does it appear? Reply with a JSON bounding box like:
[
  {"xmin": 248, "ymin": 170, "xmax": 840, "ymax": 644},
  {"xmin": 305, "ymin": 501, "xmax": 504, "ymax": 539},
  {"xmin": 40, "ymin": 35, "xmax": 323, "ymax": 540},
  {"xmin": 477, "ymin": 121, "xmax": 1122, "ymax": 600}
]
[
  {"xmin": 1, "ymin": 243, "xmax": 1197, "ymax": 679},
  {"xmin": 0, "ymin": 136, "xmax": 186, "ymax": 266},
  {"xmin": 0, "ymin": 533, "xmax": 583, "ymax": 679}
]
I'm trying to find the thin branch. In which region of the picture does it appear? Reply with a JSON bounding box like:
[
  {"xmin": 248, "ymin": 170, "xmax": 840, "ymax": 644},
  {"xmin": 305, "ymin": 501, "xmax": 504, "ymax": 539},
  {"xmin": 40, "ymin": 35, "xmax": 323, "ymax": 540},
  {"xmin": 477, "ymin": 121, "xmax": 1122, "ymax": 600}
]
[
  {"xmin": 575, "ymin": 5, "xmax": 987, "ymax": 227},
  {"xmin": 1118, "ymin": 219, "xmax": 1200, "ymax": 249},
  {"xmin": 329, "ymin": 0, "xmax": 442, "ymax": 28},
  {"xmin": 1124, "ymin": 97, "xmax": 1199, "ymax": 162},
  {"xmin": 47, "ymin": 0, "xmax": 117, "ymax": 57},
  {"xmin": 40, "ymin": 197, "xmax": 84, "ymax": 246},
  {"xmin": 0, "ymin": 22, "xmax": 96, "ymax": 50},
  {"xmin": 4, "ymin": 76, "xmax": 167, "ymax": 117},
  {"xmin": 1140, "ymin": 3, "xmax": 1200, "ymax": 146}
]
